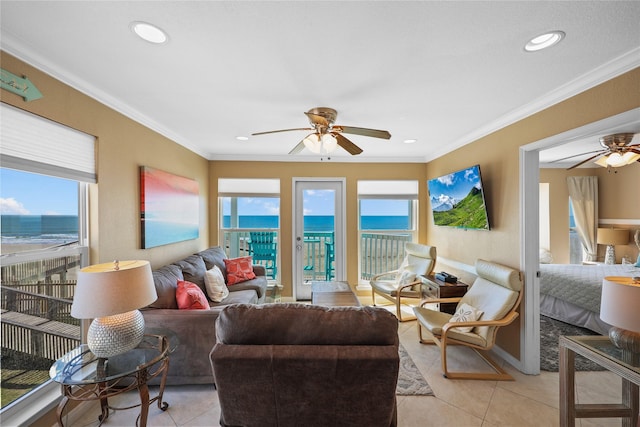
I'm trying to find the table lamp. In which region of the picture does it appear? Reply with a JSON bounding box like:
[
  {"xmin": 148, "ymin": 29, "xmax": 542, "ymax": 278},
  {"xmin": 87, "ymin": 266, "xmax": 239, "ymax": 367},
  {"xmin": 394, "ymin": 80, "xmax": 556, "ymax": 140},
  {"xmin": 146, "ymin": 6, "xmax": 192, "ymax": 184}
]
[
  {"xmin": 600, "ymin": 276, "xmax": 640, "ymax": 354},
  {"xmin": 597, "ymin": 228, "xmax": 629, "ymax": 265},
  {"xmin": 71, "ymin": 260, "xmax": 157, "ymax": 358}
]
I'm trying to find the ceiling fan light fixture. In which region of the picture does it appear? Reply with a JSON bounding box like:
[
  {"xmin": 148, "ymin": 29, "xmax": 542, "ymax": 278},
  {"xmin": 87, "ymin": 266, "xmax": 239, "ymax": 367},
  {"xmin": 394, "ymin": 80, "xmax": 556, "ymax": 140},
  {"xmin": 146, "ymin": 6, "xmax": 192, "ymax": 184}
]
[
  {"xmin": 303, "ymin": 134, "xmax": 321, "ymax": 153},
  {"xmin": 321, "ymin": 133, "xmax": 338, "ymax": 153},
  {"xmin": 524, "ymin": 31, "xmax": 564, "ymax": 52},
  {"xmin": 595, "ymin": 152, "xmax": 640, "ymax": 168},
  {"xmin": 131, "ymin": 21, "xmax": 168, "ymax": 44},
  {"xmin": 303, "ymin": 133, "xmax": 338, "ymax": 154}
]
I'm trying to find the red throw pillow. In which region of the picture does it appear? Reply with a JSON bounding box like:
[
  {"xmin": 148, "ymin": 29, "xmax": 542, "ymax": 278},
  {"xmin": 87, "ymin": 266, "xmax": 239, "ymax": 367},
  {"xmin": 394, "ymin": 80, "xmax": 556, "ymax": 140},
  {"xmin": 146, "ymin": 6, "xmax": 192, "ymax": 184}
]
[
  {"xmin": 176, "ymin": 280, "xmax": 210, "ymax": 309},
  {"xmin": 223, "ymin": 256, "xmax": 256, "ymax": 285}
]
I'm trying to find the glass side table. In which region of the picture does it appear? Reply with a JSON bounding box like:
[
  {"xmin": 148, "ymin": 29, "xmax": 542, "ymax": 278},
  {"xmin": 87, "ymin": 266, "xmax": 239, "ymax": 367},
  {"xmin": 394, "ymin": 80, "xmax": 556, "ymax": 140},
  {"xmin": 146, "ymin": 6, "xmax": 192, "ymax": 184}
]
[
  {"xmin": 559, "ymin": 335, "xmax": 640, "ymax": 427},
  {"xmin": 50, "ymin": 334, "xmax": 176, "ymax": 427}
]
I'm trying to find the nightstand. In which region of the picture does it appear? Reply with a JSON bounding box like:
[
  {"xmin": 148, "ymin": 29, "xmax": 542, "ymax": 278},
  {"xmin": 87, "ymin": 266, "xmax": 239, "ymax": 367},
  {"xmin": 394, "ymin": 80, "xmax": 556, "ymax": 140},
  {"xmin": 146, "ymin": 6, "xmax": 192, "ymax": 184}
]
[{"xmin": 420, "ymin": 275, "xmax": 468, "ymax": 314}]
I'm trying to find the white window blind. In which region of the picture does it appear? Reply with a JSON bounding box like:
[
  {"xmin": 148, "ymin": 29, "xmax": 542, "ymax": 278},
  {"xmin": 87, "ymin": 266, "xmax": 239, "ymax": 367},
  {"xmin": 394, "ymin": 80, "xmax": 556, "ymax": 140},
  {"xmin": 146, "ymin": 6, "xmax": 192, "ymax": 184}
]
[
  {"xmin": 218, "ymin": 178, "xmax": 280, "ymax": 197},
  {"xmin": 357, "ymin": 180, "xmax": 418, "ymax": 199},
  {"xmin": 1, "ymin": 103, "xmax": 96, "ymax": 182}
]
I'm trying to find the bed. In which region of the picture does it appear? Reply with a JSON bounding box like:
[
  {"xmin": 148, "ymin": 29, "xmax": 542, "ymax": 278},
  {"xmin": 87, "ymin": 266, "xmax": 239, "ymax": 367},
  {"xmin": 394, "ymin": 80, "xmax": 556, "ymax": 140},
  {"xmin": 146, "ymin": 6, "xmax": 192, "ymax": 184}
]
[{"xmin": 539, "ymin": 263, "xmax": 640, "ymax": 335}]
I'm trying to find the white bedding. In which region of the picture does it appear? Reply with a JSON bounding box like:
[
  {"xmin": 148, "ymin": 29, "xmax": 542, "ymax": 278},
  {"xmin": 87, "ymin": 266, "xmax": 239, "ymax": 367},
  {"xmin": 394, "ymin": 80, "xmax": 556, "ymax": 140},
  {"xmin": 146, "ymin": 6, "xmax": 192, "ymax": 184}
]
[{"xmin": 539, "ymin": 263, "xmax": 639, "ymax": 335}]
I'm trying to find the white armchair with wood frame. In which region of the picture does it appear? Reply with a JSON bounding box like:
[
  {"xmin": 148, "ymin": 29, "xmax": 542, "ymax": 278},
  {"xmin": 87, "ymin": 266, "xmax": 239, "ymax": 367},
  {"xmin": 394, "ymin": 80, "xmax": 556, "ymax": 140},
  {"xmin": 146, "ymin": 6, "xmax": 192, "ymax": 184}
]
[
  {"xmin": 413, "ymin": 259, "xmax": 523, "ymax": 380},
  {"xmin": 370, "ymin": 243, "xmax": 437, "ymax": 322}
]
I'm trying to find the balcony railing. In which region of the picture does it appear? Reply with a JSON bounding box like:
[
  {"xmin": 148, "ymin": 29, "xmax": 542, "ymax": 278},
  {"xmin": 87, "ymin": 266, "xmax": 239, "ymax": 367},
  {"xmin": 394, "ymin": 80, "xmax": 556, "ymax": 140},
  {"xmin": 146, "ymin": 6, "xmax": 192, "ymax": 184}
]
[
  {"xmin": 221, "ymin": 229, "xmax": 412, "ymax": 282},
  {"xmin": 0, "ymin": 245, "xmax": 86, "ymax": 407}
]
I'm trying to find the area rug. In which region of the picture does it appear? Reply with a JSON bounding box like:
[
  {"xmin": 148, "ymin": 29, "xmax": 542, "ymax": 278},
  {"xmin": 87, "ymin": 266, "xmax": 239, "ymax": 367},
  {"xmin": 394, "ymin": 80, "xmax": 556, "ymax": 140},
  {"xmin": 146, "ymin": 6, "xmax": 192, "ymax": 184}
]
[
  {"xmin": 540, "ymin": 315, "xmax": 605, "ymax": 372},
  {"xmin": 396, "ymin": 344, "xmax": 434, "ymax": 396}
]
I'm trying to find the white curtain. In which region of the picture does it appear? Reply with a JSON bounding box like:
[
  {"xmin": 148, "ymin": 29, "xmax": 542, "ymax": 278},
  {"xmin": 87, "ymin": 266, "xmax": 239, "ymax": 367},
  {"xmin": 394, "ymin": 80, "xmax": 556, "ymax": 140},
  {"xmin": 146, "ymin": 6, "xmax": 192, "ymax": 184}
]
[{"xmin": 567, "ymin": 176, "xmax": 598, "ymax": 262}]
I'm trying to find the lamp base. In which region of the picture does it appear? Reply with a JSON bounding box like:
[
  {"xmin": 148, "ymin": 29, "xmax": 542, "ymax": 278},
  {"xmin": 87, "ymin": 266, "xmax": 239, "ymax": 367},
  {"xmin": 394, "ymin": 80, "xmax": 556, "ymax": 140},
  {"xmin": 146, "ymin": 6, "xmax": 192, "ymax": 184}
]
[
  {"xmin": 604, "ymin": 245, "xmax": 616, "ymax": 265},
  {"xmin": 608, "ymin": 326, "xmax": 640, "ymax": 354},
  {"xmin": 87, "ymin": 310, "xmax": 145, "ymax": 358}
]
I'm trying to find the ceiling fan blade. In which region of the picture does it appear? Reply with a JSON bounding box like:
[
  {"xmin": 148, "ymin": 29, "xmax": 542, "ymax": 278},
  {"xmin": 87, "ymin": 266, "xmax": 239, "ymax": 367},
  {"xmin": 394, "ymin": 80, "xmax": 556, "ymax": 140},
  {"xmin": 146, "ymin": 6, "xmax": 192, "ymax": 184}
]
[
  {"xmin": 334, "ymin": 125, "xmax": 391, "ymax": 140},
  {"xmin": 567, "ymin": 153, "xmax": 605, "ymax": 170},
  {"xmin": 334, "ymin": 133, "xmax": 363, "ymax": 155},
  {"xmin": 304, "ymin": 112, "xmax": 329, "ymax": 127},
  {"xmin": 629, "ymin": 148, "xmax": 640, "ymax": 155},
  {"xmin": 549, "ymin": 149, "xmax": 605, "ymax": 163},
  {"xmin": 252, "ymin": 127, "xmax": 313, "ymax": 136},
  {"xmin": 288, "ymin": 140, "xmax": 306, "ymax": 155}
]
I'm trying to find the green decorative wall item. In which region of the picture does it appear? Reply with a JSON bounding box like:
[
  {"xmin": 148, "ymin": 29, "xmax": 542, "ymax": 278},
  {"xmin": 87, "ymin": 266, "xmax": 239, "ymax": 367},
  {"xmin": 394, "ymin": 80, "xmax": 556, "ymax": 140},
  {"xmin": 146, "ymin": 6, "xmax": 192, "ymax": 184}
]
[{"xmin": 1, "ymin": 68, "xmax": 43, "ymax": 101}]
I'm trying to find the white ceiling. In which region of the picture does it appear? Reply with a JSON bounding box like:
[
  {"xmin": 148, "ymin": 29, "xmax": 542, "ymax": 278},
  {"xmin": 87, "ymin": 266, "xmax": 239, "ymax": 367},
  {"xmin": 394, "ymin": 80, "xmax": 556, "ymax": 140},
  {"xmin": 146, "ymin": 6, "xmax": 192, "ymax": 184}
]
[{"xmin": 1, "ymin": 1, "xmax": 639, "ymax": 165}]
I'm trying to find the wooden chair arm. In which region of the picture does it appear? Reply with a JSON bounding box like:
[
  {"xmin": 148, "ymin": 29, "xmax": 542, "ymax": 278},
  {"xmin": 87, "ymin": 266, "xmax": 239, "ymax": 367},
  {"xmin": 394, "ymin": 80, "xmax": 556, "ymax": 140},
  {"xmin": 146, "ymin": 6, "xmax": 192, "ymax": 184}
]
[
  {"xmin": 370, "ymin": 270, "xmax": 399, "ymax": 282},
  {"xmin": 397, "ymin": 280, "xmax": 422, "ymax": 293}
]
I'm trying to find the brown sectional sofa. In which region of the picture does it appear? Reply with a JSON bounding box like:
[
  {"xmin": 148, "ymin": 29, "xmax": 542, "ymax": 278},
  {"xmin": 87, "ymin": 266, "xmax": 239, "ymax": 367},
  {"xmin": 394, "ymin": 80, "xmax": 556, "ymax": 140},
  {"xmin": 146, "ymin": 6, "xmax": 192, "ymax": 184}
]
[{"xmin": 142, "ymin": 246, "xmax": 268, "ymax": 385}]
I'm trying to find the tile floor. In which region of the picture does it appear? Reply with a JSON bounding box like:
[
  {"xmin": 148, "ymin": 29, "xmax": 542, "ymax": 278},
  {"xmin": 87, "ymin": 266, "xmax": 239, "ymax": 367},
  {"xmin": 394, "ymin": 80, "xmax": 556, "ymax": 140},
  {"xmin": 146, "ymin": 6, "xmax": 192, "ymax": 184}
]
[{"xmin": 62, "ymin": 302, "xmax": 624, "ymax": 427}]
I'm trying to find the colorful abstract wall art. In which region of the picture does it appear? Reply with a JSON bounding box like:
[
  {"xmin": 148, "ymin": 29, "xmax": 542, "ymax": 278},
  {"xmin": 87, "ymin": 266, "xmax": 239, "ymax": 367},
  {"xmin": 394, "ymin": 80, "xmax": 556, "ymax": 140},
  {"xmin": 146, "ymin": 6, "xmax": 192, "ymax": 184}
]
[{"xmin": 140, "ymin": 166, "xmax": 199, "ymax": 248}]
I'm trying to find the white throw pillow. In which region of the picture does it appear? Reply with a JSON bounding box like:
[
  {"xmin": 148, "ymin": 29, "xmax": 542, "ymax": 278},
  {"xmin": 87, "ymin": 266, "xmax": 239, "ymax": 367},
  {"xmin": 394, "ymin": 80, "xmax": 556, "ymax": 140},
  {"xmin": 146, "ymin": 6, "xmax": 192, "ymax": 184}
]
[
  {"xmin": 397, "ymin": 269, "xmax": 417, "ymax": 286},
  {"xmin": 204, "ymin": 265, "xmax": 229, "ymax": 302},
  {"xmin": 449, "ymin": 303, "xmax": 484, "ymax": 333}
]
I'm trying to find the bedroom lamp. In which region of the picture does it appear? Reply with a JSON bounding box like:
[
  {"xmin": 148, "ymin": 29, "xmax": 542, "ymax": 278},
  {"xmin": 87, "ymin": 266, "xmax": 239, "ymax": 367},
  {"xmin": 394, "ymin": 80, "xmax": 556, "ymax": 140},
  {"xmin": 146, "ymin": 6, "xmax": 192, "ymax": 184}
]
[
  {"xmin": 71, "ymin": 260, "xmax": 157, "ymax": 358},
  {"xmin": 597, "ymin": 228, "xmax": 629, "ymax": 265},
  {"xmin": 601, "ymin": 276, "xmax": 640, "ymax": 353}
]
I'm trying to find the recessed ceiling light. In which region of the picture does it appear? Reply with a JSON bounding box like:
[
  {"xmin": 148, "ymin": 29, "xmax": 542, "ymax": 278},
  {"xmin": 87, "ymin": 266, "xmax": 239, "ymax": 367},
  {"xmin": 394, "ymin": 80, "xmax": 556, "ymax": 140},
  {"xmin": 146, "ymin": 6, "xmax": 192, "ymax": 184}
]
[
  {"xmin": 524, "ymin": 31, "xmax": 565, "ymax": 52},
  {"xmin": 403, "ymin": 139, "xmax": 417, "ymax": 144},
  {"xmin": 236, "ymin": 136, "xmax": 249, "ymax": 141},
  {"xmin": 131, "ymin": 21, "xmax": 168, "ymax": 44}
]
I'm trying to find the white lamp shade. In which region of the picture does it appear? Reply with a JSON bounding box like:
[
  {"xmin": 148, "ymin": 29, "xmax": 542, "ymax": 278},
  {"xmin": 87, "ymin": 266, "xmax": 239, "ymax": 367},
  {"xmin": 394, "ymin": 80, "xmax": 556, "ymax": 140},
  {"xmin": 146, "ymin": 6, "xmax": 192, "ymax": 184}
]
[
  {"xmin": 303, "ymin": 133, "xmax": 339, "ymax": 154},
  {"xmin": 321, "ymin": 133, "xmax": 338, "ymax": 152},
  {"xmin": 600, "ymin": 277, "xmax": 640, "ymax": 332},
  {"xmin": 303, "ymin": 134, "xmax": 321, "ymax": 153},
  {"xmin": 595, "ymin": 152, "xmax": 640, "ymax": 168},
  {"xmin": 71, "ymin": 260, "xmax": 157, "ymax": 319}
]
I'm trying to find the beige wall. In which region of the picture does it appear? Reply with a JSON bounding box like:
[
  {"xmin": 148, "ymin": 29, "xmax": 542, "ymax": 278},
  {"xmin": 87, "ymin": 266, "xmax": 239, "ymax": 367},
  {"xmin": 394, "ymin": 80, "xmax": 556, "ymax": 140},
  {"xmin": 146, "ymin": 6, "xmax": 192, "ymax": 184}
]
[
  {"xmin": 209, "ymin": 161, "xmax": 428, "ymax": 297},
  {"xmin": 540, "ymin": 164, "xmax": 640, "ymax": 264},
  {"xmin": 1, "ymin": 52, "xmax": 210, "ymax": 268},
  {"xmin": 425, "ymin": 67, "xmax": 640, "ymax": 358}
]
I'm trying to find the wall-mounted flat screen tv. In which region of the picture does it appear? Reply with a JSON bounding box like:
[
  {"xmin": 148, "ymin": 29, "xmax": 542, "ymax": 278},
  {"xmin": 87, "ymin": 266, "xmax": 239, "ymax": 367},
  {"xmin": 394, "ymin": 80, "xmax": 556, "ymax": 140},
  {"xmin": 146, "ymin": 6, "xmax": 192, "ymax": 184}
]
[{"xmin": 427, "ymin": 164, "xmax": 490, "ymax": 230}]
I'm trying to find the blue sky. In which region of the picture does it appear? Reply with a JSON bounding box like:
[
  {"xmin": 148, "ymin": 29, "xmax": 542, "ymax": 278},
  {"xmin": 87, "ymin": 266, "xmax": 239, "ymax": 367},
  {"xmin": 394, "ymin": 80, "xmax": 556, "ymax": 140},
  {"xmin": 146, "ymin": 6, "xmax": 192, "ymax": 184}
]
[
  {"xmin": 223, "ymin": 191, "xmax": 409, "ymax": 216},
  {"xmin": 0, "ymin": 169, "xmax": 78, "ymax": 215},
  {"xmin": 427, "ymin": 166, "xmax": 482, "ymax": 201}
]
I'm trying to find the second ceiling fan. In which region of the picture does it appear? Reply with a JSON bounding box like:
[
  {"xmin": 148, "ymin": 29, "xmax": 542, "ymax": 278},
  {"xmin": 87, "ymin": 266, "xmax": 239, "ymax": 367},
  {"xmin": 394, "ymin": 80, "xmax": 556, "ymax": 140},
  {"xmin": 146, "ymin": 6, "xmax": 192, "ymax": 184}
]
[{"xmin": 252, "ymin": 107, "xmax": 391, "ymax": 155}]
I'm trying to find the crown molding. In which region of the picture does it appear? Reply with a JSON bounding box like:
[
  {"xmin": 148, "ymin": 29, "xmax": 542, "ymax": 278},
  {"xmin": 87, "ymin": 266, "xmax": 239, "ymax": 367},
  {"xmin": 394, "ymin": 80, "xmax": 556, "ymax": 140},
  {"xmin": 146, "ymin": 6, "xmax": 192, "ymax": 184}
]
[{"xmin": 425, "ymin": 47, "xmax": 640, "ymax": 162}]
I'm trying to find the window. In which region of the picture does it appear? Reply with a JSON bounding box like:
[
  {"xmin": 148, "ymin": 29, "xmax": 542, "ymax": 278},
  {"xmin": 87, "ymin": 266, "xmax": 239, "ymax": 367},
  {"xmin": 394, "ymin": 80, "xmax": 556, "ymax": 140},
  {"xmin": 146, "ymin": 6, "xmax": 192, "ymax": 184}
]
[
  {"xmin": 218, "ymin": 179, "xmax": 280, "ymax": 281},
  {"xmin": 357, "ymin": 180, "xmax": 418, "ymax": 283},
  {"xmin": 568, "ymin": 201, "xmax": 582, "ymax": 264},
  {"xmin": 0, "ymin": 104, "xmax": 93, "ymax": 417}
]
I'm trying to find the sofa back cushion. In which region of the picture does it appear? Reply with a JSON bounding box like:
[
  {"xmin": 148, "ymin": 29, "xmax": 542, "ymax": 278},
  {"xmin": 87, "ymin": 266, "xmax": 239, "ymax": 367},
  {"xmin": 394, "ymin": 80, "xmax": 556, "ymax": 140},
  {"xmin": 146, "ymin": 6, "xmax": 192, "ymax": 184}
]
[
  {"xmin": 173, "ymin": 254, "xmax": 207, "ymax": 293},
  {"xmin": 198, "ymin": 247, "xmax": 228, "ymax": 276},
  {"xmin": 149, "ymin": 264, "xmax": 183, "ymax": 309},
  {"xmin": 216, "ymin": 303, "xmax": 398, "ymax": 346}
]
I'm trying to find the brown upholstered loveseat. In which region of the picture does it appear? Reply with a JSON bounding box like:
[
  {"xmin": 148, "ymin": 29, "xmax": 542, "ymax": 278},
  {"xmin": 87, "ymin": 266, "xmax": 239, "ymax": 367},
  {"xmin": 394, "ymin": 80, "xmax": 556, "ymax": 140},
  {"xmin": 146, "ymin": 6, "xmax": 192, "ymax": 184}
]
[
  {"xmin": 142, "ymin": 246, "xmax": 268, "ymax": 385},
  {"xmin": 210, "ymin": 303, "xmax": 400, "ymax": 427}
]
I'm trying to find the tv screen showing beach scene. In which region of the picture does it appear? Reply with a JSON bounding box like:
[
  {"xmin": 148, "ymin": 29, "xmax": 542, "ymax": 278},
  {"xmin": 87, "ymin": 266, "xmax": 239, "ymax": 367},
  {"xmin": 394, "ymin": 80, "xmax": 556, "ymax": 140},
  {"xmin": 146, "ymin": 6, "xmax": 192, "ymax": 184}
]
[{"xmin": 427, "ymin": 165, "xmax": 490, "ymax": 230}]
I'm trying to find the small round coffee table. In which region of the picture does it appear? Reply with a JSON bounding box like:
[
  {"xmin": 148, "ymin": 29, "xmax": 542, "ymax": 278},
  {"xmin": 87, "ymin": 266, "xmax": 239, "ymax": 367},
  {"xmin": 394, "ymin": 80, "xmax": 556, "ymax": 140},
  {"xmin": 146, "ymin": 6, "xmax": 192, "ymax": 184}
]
[{"xmin": 49, "ymin": 334, "xmax": 176, "ymax": 427}]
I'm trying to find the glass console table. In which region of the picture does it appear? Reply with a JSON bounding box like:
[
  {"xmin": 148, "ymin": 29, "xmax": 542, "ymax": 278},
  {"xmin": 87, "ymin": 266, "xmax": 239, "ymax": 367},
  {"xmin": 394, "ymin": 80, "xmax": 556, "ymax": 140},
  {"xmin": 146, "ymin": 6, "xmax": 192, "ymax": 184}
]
[
  {"xmin": 50, "ymin": 334, "xmax": 176, "ymax": 427},
  {"xmin": 559, "ymin": 335, "xmax": 640, "ymax": 427}
]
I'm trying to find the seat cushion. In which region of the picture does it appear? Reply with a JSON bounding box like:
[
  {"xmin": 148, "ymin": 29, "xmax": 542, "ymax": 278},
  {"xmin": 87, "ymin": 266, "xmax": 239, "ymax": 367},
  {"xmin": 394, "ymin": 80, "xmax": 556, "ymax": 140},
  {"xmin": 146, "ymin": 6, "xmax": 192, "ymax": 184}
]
[{"xmin": 413, "ymin": 306, "xmax": 487, "ymax": 347}]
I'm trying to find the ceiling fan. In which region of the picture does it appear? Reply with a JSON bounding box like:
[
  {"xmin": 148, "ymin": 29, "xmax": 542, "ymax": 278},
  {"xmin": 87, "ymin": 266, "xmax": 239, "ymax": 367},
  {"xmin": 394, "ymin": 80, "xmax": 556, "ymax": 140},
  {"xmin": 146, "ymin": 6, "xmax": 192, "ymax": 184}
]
[
  {"xmin": 251, "ymin": 107, "xmax": 391, "ymax": 155},
  {"xmin": 555, "ymin": 133, "xmax": 640, "ymax": 169}
]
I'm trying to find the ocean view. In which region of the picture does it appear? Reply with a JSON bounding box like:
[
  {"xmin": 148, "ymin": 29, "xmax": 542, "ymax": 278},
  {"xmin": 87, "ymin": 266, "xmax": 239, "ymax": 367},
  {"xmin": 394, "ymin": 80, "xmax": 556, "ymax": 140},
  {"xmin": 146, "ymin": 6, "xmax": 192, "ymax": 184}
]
[
  {"xmin": 1, "ymin": 214, "xmax": 410, "ymax": 252},
  {"xmin": 1, "ymin": 215, "xmax": 78, "ymax": 248}
]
